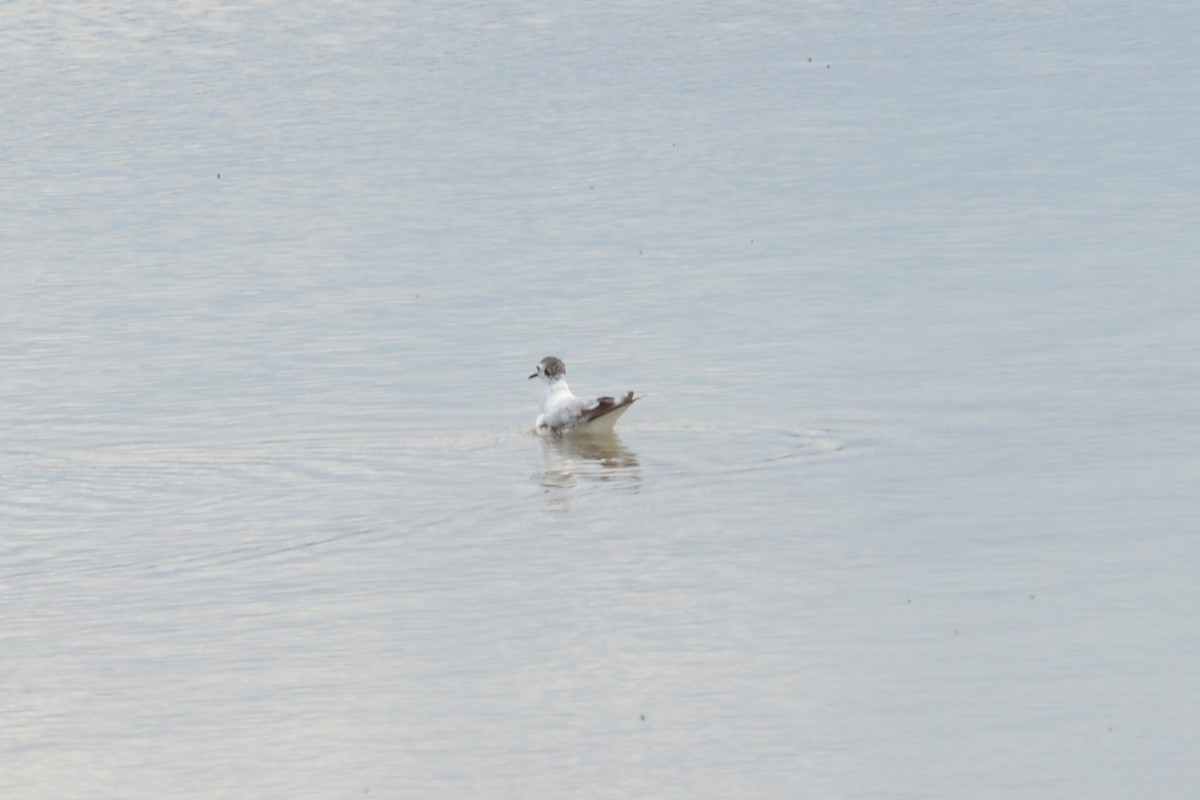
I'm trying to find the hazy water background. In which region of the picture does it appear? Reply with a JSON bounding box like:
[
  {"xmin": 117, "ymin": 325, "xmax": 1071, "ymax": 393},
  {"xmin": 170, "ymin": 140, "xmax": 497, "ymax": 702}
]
[{"xmin": 4, "ymin": 2, "xmax": 1199, "ymax": 798}]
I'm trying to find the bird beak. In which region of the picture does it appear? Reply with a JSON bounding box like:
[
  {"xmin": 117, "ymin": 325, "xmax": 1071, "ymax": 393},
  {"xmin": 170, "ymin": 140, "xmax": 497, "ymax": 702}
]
[{"xmin": 528, "ymin": 372, "xmax": 538, "ymax": 379}]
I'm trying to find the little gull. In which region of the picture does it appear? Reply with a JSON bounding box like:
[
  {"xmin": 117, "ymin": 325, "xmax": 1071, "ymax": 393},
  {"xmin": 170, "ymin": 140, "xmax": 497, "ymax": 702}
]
[{"xmin": 528, "ymin": 356, "xmax": 638, "ymax": 434}]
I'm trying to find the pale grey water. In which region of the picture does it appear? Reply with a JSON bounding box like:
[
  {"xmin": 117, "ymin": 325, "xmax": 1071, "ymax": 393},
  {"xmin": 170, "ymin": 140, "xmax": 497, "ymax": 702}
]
[{"xmin": 4, "ymin": 2, "xmax": 1199, "ymax": 798}]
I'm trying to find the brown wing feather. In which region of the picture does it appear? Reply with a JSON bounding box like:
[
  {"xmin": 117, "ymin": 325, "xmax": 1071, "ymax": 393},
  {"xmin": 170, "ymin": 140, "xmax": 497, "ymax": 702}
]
[{"xmin": 579, "ymin": 391, "xmax": 637, "ymax": 424}]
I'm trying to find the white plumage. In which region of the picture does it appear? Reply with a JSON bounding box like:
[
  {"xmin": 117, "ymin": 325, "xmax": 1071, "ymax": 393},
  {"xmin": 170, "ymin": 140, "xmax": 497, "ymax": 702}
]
[{"xmin": 528, "ymin": 356, "xmax": 638, "ymax": 434}]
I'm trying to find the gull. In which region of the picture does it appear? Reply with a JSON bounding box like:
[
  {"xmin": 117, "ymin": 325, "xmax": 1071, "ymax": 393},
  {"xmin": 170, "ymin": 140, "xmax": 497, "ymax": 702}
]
[{"xmin": 528, "ymin": 356, "xmax": 639, "ymax": 434}]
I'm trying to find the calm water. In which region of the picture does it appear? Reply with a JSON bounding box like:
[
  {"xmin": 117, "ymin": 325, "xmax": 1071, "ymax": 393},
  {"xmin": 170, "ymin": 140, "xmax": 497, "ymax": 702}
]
[{"xmin": 5, "ymin": 2, "xmax": 1199, "ymax": 798}]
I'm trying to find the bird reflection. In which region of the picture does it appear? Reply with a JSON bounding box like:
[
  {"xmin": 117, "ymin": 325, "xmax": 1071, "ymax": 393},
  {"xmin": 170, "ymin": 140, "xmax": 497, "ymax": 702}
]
[{"xmin": 536, "ymin": 430, "xmax": 640, "ymax": 497}]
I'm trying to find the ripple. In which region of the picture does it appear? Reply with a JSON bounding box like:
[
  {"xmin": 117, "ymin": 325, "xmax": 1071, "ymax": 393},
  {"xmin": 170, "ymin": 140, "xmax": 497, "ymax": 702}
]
[{"xmin": 619, "ymin": 420, "xmax": 854, "ymax": 482}]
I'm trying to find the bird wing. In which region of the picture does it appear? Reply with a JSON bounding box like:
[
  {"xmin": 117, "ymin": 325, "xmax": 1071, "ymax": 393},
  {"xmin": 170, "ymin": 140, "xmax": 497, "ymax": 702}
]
[{"xmin": 570, "ymin": 391, "xmax": 638, "ymax": 433}]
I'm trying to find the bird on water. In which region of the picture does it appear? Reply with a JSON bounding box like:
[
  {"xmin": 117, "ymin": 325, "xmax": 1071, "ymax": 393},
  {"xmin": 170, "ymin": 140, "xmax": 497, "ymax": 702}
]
[{"xmin": 528, "ymin": 356, "xmax": 638, "ymax": 434}]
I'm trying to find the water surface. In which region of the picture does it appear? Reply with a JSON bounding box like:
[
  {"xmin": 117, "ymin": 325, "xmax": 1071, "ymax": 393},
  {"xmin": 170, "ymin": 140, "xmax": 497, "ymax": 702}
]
[{"xmin": 5, "ymin": 2, "xmax": 1199, "ymax": 798}]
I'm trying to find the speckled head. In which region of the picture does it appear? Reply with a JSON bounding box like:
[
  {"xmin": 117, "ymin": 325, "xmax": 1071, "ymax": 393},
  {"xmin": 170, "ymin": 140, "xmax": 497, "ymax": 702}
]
[{"xmin": 528, "ymin": 356, "xmax": 567, "ymax": 381}]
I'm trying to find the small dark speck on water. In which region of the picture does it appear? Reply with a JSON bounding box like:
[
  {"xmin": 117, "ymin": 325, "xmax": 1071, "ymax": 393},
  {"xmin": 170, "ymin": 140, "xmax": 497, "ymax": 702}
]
[
  {"xmin": 640, "ymin": 714, "xmax": 645, "ymax": 721},
  {"xmin": 217, "ymin": 173, "xmax": 221, "ymax": 179}
]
